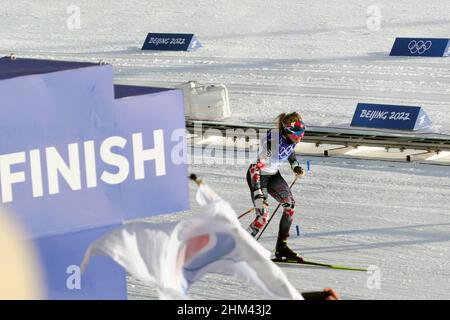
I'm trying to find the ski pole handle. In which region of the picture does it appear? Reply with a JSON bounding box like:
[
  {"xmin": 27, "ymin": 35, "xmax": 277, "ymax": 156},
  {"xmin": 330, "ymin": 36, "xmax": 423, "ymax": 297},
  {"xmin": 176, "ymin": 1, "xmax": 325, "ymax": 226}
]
[{"xmin": 301, "ymin": 291, "xmax": 331, "ymax": 300}]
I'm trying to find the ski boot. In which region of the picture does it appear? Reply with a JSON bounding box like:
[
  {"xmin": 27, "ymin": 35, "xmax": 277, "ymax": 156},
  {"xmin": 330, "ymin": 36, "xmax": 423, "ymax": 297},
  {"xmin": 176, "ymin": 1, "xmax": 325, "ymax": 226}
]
[
  {"xmin": 246, "ymin": 209, "xmax": 268, "ymax": 237},
  {"xmin": 246, "ymin": 223, "xmax": 260, "ymax": 237},
  {"xmin": 275, "ymin": 239, "xmax": 303, "ymax": 262}
]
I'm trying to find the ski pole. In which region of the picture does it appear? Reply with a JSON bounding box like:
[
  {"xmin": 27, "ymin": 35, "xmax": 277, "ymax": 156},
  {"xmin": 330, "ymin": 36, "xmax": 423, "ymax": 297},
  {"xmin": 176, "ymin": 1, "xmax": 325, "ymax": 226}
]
[
  {"xmin": 256, "ymin": 174, "xmax": 300, "ymax": 241},
  {"xmin": 238, "ymin": 199, "xmax": 268, "ymax": 219},
  {"xmin": 238, "ymin": 192, "xmax": 270, "ymax": 220},
  {"xmin": 238, "ymin": 207, "xmax": 254, "ymax": 219}
]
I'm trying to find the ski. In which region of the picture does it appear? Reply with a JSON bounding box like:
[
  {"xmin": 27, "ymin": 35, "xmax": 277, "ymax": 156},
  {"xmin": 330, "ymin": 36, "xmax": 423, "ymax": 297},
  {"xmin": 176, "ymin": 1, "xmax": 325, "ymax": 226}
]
[{"xmin": 271, "ymin": 257, "xmax": 368, "ymax": 272}]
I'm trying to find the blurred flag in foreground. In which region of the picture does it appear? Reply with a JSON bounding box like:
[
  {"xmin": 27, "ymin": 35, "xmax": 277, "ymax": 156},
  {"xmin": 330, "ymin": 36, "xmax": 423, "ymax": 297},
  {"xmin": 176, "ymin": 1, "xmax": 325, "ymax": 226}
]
[
  {"xmin": 0, "ymin": 209, "xmax": 44, "ymax": 299},
  {"xmin": 81, "ymin": 180, "xmax": 303, "ymax": 300}
]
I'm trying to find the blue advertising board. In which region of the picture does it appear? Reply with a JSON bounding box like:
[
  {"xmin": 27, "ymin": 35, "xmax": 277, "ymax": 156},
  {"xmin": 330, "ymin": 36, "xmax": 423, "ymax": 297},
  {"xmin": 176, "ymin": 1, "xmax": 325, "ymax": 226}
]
[
  {"xmin": 0, "ymin": 57, "xmax": 189, "ymax": 299},
  {"xmin": 34, "ymin": 225, "xmax": 127, "ymax": 299},
  {"xmin": 142, "ymin": 33, "xmax": 202, "ymax": 51},
  {"xmin": 351, "ymin": 103, "xmax": 432, "ymax": 131},
  {"xmin": 390, "ymin": 38, "xmax": 450, "ymax": 57},
  {"xmin": 114, "ymin": 86, "xmax": 189, "ymax": 219}
]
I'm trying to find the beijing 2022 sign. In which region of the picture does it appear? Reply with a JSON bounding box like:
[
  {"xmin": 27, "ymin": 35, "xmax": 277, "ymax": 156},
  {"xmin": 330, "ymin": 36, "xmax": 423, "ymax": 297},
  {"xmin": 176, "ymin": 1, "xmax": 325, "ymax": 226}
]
[
  {"xmin": 351, "ymin": 103, "xmax": 432, "ymax": 131},
  {"xmin": 390, "ymin": 38, "xmax": 450, "ymax": 57}
]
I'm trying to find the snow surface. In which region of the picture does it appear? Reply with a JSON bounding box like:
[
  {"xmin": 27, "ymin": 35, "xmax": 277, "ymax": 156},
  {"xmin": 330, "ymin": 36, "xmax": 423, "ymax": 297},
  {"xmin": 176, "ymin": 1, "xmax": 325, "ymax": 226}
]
[{"xmin": 1, "ymin": 0, "xmax": 450, "ymax": 299}]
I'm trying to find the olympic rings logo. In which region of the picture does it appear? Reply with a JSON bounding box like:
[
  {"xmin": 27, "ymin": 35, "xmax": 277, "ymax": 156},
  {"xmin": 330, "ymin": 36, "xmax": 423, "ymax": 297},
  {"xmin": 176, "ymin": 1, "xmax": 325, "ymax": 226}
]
[{"xmin": 408, "ymin": 40, "xmax": 432, "ymax": 54}]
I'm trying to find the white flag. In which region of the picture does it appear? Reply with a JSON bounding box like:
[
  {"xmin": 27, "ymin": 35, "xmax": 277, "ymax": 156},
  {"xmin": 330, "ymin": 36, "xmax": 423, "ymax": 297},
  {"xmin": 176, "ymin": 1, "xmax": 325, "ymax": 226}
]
[{"xmin": 81, "ymin": 182, "xmax": 303, "ymax": 300}]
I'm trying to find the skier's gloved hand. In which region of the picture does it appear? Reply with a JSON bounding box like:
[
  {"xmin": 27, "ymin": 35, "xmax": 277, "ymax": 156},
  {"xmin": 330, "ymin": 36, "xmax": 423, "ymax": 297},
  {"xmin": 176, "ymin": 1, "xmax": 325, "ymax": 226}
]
[
  {"xmin": 254, "ymin": 189, "xmax": 269, "ymax": 209},
  {"xmin": 293, "ymin": 166, "xmax": 306, "ymax": 176}
]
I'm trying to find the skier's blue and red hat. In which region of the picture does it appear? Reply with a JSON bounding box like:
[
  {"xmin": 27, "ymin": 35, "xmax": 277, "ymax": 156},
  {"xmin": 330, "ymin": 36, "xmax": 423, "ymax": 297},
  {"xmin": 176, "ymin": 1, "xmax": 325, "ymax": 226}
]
[{"xmin": 284, "ymin": 119, "xmax": 306, "ymax": 138}]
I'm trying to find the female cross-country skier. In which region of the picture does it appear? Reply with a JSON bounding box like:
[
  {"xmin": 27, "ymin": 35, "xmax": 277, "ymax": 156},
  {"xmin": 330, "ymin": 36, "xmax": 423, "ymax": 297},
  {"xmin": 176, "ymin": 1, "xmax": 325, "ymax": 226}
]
[{"xmin": 246, "ymin": 112, "xmax": 306, "ymax": 259}]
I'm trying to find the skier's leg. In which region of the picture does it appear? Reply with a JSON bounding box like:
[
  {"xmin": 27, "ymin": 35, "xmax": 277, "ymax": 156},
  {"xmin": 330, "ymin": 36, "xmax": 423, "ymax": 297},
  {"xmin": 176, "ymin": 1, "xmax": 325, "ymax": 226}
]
[
  {"xmin": 267, "ymin": 172, "xmax": 301, "ymax": 259},
  {"xmin": 246, "ymin": 165, "xmax": 270, "ymax": 237},
  {"xmin": 266, "ymin": 172, "xmax": 296, "ymax": 239}
]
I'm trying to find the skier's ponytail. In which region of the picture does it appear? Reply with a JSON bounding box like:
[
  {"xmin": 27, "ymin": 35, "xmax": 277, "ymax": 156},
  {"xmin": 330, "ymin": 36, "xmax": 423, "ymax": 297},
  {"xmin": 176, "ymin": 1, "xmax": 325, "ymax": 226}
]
[
  {"xmin": 276, "ymin": 112, "xmax": 302, "ymax": 130},
  {"xmin": 276, "ymin": 113, "xmax": 287, "ymax": 131}
]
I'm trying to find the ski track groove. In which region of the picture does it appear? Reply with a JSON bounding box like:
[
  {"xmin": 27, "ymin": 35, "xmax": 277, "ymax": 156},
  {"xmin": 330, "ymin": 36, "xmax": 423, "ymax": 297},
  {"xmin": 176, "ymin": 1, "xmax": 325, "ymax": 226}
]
[{"xmin": 14, "ymin": 52, "xmax": 450, "ymax": 102}]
